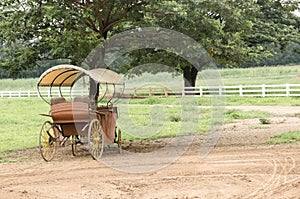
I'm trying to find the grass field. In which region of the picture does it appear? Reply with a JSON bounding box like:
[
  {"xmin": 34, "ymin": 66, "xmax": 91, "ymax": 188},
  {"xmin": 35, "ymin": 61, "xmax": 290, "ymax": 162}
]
[
  {"xmin": 0, "ymin": 97, "xmax": 271, "ymax": 160},
  {"xmin": 1, "ymin": 65, "xmax": 300, "ymax": 90},
  {"xmin": 218, "ymin": 65, "xmax": 300, "ymax": 85},
  {"xmin": 0, "ymin": 99, "xmax": 48, "ymax": 156}
]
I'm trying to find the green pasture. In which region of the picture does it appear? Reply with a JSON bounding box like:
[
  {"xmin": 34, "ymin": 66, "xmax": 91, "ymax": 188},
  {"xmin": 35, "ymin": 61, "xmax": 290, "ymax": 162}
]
[
  {"xmin": 1, "ymin": 65, "xmax": 300, "ymax": 90},
  {"xmin": 0, "ymin": 98, "xmax": 48, "ymax": 160},
  {"xmin": 0, "ymin": 78, "xmax": 38, "ymax": 90},
  {"xmin": 0, "ymin": 97, "xmax": 272, "ymax": 161},
  {"xmin": 217, "ymin": 65, "xmax": 300, "ymax": 86}
]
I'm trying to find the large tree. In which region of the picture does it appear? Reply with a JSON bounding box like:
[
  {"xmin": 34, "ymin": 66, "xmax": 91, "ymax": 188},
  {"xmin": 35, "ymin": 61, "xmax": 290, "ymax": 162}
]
[
  {"xmin": 128, "ymin": 0, "xmax": 260, "ymax": 87},
  {"xmin": 0, "ymin": 0, "xmax": 153, "ymax": 76},
  {"xmin": 130, "ymin": 0, "xmax": 300, "ymax": 87},
  {"xmin": 244, "ymin": 0, "xmax": 300, "ymax": 65}
]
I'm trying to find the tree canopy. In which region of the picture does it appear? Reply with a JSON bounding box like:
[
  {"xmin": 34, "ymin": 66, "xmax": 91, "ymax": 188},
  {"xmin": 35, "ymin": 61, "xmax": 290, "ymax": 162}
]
[
  {"xmin": 0, "ymin": 0, "xmax": 154, "ymax": 76},
  {"xmin": 0, "ymin": 0, "xmax": 299, "ymax": 85}
]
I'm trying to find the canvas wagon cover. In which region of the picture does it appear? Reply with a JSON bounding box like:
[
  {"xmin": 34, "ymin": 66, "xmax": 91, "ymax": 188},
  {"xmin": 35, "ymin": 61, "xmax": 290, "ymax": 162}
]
[{"xmin": 37, "ymin": 64, "xmax": 124, "ymax": 87}]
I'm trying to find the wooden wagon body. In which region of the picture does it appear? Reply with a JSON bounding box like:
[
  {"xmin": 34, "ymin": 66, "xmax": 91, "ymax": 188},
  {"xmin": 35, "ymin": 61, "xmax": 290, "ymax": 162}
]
[{"xmin": 37, "ymin": 64, "xmax": 124, "ymax": 161}]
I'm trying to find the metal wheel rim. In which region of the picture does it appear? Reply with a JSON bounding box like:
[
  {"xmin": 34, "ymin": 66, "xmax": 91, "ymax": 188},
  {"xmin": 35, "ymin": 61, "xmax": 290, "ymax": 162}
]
[
  {"xmin": 88, "ymin": 119, "xmax": 104, "ymax": 160},
  {"xmin": 39, "ymin": 121, "xmax": 57, "ymax": 161}
]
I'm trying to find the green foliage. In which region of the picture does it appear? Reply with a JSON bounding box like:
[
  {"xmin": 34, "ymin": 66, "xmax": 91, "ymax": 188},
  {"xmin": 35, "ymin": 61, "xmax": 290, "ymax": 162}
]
[
  {"xmin": 124, "ymin": 0, "xmax": 300, "ymax": 87},
  {"xmin": 169, "ymin": 115, "xmax": 181, "ymax": 122},
  {"xmin": 244, "ymin": 0, "xmax": 300, "ymax": 65},
  {"xmin": 268, "ymin": 131, "xmax": 300, "ymax": 144},
  {"xmin": 0, "ymin": 0, "xmax": 154, "ymax": 77},
  {"xmin": 1, "ymin": 0, "xmax": 299, "ymax": 84},
  {"xmin": 259, "ymin": 118, "xmax": 271, "ymax": 125},
  {"xmin": 225, "ymin": 109, "xmax": 270, "ymax": 122}
]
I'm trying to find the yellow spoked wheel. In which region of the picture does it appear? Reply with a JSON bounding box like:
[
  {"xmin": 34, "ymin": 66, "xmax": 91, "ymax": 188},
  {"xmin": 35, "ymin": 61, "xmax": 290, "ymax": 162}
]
[
  {"xmin": 88, "ymin": 119, "xmax": 104, "ymax": 160},
  {"xmin": 39, "ymin": 121, "xmax": 59, "ymax": 162},
  {"xmin": 117, "ymin": 127, "xmax": 122, "ymax": 154},
  {"xmin": 71, "ymin": 135, "xmax": 78, "ymax": 156}
]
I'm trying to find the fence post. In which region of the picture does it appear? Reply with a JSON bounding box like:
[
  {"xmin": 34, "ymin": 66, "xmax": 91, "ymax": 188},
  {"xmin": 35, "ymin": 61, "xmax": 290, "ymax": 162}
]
[
  {"xmin": 262, "ymin": 84, "xmax": 266, "ymax": 97},
  {"xmin": 164, "ymin": 87, "xmax": 168, "ymax": 97},
  {"xmin": 182, "ymin": 87, "xmax": 185, "ymax": 96},
  {"xmin": 219, "ymin": 86, "xmax": 222, "ymax": 96},
  {"xmin": 239, "ymin": 85, "xmax": 243, "ymax": 96},
  {"xmin": 286, "ymin": 83, "xmax": 290, "ymax": 97},
  {"xmin": 199, "ymin": 86, "xmax": 203, "ymax": 96}
]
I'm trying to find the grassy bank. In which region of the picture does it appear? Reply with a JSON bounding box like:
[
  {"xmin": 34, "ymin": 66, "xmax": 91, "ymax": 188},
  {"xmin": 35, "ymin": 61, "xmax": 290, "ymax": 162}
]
[{"xmin": 268, "ymin": 131, "xmax": 300, "ymax": 144}]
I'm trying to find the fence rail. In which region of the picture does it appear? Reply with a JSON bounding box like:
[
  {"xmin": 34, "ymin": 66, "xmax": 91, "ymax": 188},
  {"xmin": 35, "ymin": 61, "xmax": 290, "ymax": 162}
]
[
  {"xmin": 183, "ymin": 84, "xmax": 300, "ymax": 97},
  {"xmin": 0, "ymin": 90, "xmax": 88, "ymax": 98},
  {"xmin": 1, "ymin": 84, "xmax": 300, "ymax": 98}
]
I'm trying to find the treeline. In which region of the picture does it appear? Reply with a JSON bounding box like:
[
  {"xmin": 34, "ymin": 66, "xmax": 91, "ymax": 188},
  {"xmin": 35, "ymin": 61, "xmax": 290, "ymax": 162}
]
[
  {"xmin": 242, "ymin": 42, "xmax": 300, "ymax": 68},
  {"xmin": 0, "ymin": 59, "xmax": 70, "ymax": 79},
  {"xmin": 1, "ymin": 49, "xmax": 299, "ymax": 79}
]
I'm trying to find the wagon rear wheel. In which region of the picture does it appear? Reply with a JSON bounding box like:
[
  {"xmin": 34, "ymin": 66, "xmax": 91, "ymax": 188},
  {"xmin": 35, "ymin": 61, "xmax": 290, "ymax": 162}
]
[
  {"xmin": 117, "ymin": 128, "xmax": 122, "ymax": 154},
  {"xmin": 88, "ymin": 119, "xmax": 104, "ymax": 160},
  {"xmin": 71, "ymin": 135, "xmax": 78, "ymax": 156},
  {"xmin": 39, "ymin": 121, "xmax": 59, "ymax": 162}
]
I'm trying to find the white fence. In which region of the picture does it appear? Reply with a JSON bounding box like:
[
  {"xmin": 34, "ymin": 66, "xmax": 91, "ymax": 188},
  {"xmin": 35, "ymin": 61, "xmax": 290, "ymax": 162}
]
[
  {"xmin": 0, "ymin": 90, "xmax": 88, "ymax": 98},
  {"xmin": 183, "ymin": 84, "xmax": 300, "ymax": 97},
  {"xmin": 2, "ymin": 84, "xmax": 300, "ymax": 98}
]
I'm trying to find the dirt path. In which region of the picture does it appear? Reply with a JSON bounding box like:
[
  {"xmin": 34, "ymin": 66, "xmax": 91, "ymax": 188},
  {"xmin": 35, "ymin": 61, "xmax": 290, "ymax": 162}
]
[
  {"xmin": 1, "ymin": 145, "xmax": 299, "ymax": 199},
  {"xmin": 1, "ymin": 106, "xmax": 300, "ymax": 199}
]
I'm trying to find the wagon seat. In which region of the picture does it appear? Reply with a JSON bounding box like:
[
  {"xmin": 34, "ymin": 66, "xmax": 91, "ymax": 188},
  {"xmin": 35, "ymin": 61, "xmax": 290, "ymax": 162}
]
[{"xmin": 50, "ymin": 96, "xmax": 96, "ymax": 136}]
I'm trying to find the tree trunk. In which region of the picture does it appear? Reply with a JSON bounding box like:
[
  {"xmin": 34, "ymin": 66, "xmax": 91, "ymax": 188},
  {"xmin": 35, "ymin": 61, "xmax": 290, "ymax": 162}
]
[{"xmin": 183, "ymin": 66, "xmax": 198, "ymax": 95}]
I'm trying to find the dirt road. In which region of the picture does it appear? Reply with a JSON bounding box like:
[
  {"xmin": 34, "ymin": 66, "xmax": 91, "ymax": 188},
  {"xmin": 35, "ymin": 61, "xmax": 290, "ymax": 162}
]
[
  {"xmin": 1, "ymin": 145, "xmax": 299, "ymax": 199},
  {"xmin": 1, "ymin": 106, "xmax": 300, "ymax": 199}
]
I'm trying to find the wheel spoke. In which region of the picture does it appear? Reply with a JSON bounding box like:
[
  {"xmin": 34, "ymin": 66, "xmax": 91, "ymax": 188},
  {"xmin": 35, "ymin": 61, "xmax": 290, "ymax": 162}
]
[
  {"xmin": 88, "ymin": 119, "xmax": 104, "ymax": 160},
  {"xmin": 39, "ymin": 121, "xmax": 57, "ymax": 161}
]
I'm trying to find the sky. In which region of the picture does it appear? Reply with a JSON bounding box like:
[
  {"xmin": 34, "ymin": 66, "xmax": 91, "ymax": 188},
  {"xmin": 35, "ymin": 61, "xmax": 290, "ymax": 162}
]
[{"xmin": 294, "ymin": 10, "xmax": 300, "ymax": 16}]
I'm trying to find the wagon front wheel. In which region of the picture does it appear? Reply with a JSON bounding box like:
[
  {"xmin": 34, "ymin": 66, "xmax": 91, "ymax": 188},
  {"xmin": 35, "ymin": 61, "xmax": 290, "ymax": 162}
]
[
  {"xmin": 88, "ymin": 119, "xmax": 104, "ymax": 160},
  {"xmin": 39, "ymin": 121, "xmax": 58, "ymax": 162}
]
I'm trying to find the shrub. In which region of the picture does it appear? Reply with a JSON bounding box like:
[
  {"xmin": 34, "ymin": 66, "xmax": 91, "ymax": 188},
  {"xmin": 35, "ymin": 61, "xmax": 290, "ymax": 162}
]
[{"xmin": 259, "ymin": 118, "xmax": 271, "ymax": 124}]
